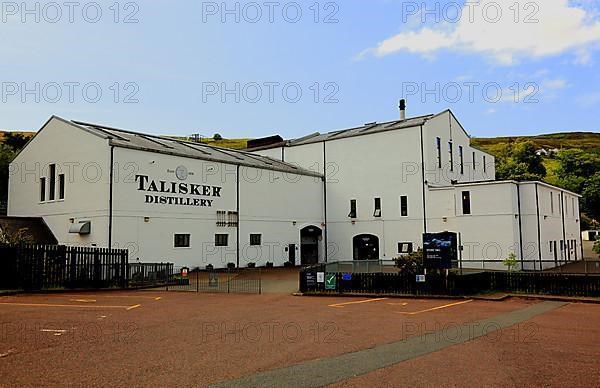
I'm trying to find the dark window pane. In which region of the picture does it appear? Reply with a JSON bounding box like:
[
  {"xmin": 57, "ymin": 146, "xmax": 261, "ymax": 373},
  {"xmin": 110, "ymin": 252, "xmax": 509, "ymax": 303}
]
[
  {"xmin": 373, "ymin": 198, "xmax": 381, "ymax": 217},
  {"xmin": 462, "ymin": 191, "xmax": 471, "ymax": 215},
  {"xmin": 215, "ymin": 234, "xmax": 229, "ymax": 247},
  {"xmin": 448, "ymin": 142, "xmax": 454, "ymax": 171},
  {"xmin": 174, "ymin": 234, "xmax": 190, "ymax": 248},
  {"xmin": 349, "ymin": 199, "xmax": 357, "ymax": 218},
  {"xmin": 48, "ymin": 164, "xmax": 56, "ymax": 200},
  {"xmin": 250, "ymin": 234, "xmax": 261, "ymax": 246},
  {"xmin": 436, "ymin": 137, "xmax": 442, "ymax": 168},
  {"xmin": 400, "ymin": 196, "xmax": 408, "ymax": 217},
  {"xmin": 40, "ymin": 177, "xmax": 46, "ymax": 202},
  {"xmin": 59, "ymin": 174, "xmax": 65, "ymax": 200}
]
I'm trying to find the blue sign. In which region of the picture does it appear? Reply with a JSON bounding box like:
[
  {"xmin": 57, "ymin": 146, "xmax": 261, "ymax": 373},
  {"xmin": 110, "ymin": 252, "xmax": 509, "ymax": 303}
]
[{"xmin": 342, "ymin": 273, "xmax": 352, "ymax": 281}]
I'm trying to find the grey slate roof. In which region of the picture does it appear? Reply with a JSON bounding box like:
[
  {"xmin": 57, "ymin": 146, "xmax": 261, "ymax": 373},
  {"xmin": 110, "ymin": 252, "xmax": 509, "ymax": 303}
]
[
  {"xmin": 69, "ymin": 120, "xmax": 322, "ymax": 178},
  {"xmin": 245, "ymin": 114, "xmax": 433, "ymax": 151}
]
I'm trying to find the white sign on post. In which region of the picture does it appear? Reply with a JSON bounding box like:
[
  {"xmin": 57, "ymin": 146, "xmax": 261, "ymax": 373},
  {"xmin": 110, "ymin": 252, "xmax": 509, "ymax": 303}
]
[
  {"xmin": 317, "ymin": 272, "xmax": 325, "ymax": 283},
  {"xmin": 416, "ymin": 274, "xmax": 426, "ymax": 283}
]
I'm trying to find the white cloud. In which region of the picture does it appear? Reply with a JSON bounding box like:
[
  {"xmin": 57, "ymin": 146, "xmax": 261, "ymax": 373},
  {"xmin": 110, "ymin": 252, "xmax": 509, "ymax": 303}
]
[{"xmin": 365, "ymin": 0, "xmax": 600, "ymax": 65}]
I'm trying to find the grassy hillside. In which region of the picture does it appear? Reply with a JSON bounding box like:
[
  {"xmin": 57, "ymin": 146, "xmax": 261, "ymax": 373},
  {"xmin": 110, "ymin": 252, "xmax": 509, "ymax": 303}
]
[
  {"xmin": 472, "ymin": 132, "xmax": 600, "ymax": 154},
  {"xmin": 472, "ymin": 132, "xmax": 600, "ymax": 185}
]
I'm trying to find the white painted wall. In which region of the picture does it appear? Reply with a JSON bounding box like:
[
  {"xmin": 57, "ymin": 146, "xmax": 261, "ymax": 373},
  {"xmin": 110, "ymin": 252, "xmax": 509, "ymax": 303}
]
[{"xmin": 8, "ymin": 117, "xmax": 111, "ymax": 246}]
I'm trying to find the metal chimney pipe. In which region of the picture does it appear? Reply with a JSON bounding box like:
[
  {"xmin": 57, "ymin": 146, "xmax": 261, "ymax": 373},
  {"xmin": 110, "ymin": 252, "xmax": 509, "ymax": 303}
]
[{"xmin": 399, "ymin": 99, "xmax": 406, "ymax": 120}]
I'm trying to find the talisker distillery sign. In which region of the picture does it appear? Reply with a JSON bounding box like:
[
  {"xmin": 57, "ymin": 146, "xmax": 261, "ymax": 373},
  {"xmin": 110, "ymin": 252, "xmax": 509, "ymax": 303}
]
[{"xmin": 135, "ymin": 175, "xmax": 222, "ymax": 207}]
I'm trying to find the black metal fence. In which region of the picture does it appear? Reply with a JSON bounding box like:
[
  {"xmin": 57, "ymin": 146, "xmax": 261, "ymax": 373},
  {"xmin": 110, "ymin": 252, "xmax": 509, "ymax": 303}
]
[
  {"xmin": 128, "ymin": 262, "xmax": 173, "ymax": 288},
  {"xmin": 0, "ymin": 244, "xmax": 173, "ymax": 291},
  {"xmin": 164, "ymin": 266, "xmax": 262, "ymax": 294},
  {"xmin": 0, "ymin": 244, "xmax": 129, "ymax": 290},
  {"xmin": 299, "ymin": 265, "xmax": 600, "ymax": 297}
]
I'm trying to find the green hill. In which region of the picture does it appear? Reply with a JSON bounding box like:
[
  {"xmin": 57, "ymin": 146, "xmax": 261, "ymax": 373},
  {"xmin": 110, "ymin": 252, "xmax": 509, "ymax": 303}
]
[{"xmin": 472, "ymin": 132, "xmax": 600, "ymax": 154}]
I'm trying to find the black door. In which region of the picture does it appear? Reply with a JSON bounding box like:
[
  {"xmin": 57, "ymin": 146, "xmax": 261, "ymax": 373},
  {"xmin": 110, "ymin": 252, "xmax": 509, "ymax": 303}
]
[
  {"xmin": 288, "ymin": 244, "xmax": 296, "ymax": 265},
  {"xmin": 353, "ymin": 234, "xmax": 380, "ymax": 261},
  {"xmin": 300, "ymin": 226, "xmax": 322, "ymax": 265}
]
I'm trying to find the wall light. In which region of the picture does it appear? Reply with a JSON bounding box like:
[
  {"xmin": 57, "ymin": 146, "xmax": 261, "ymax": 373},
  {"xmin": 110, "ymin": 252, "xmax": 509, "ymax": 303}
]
[{"xmin": 144, "ymin": 217, "xmax": 150, "ymax": 223}]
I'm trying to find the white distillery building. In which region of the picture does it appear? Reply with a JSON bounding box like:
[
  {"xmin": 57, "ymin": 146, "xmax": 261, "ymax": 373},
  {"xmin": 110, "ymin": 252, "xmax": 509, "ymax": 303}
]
[
  {"xmin": 248, "ymin": 103, "xmax": 582, "ymax": 271},
  {"xmin": 9, "ymin": 104, "xmax": 582, "ymax": 270},
  {"xmin": 8, "ymin": 116, "xmax": 325, "ymax": 269}
]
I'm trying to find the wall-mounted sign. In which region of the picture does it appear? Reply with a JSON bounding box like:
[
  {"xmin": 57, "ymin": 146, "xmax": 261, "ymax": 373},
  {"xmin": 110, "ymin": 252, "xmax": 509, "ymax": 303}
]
[
  {"xmin": 135, "ymin": 174, "xmax": 222, "ymax": 208},
  {"xmin": 325, "ymin": 273, "xmax": 336, "ymax": 290},
  {"xmin": 342, "ymin": 273, "xmax": 352, "ymax": 281},
  {"xmin": 175, "ymin": 165, "xmax": 189, "ymax": 181},
  {"xmin": 316, "ymin": 272, "xmax": 325, "ymax": 283},
  {"xmin": 423, "ymin": 232, "xmax": 458, "ymax": 269},
  {"xmin": 305, "ymin": 272, "xmax": 317, "ymax": 288},
  {"xmin": 416, "ymin": 274, "xmax": 426, "ymax": 283}
]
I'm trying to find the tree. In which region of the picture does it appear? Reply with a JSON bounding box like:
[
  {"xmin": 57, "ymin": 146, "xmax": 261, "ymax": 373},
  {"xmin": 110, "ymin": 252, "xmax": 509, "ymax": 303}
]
[
  {"xmin": 213, "ymin": 133, "xmax": 223, "ymax": 141},
  {"xmin": 555, "ymin": 149, "xmax": 600, "ymax": 193},
  {"xmin": 3, "ymin": 132, "xmax": 29, "ymax": 151},
  {"xmin": 582, "ymin": 172, "xmax": 600, "ymax": 221},
  {"xmin": 490, "ymin": 140, "xmax": 546, "ymax": 181},
  {"xmin": 0, "ymin": 144, "xmax": 16, "ymax": 201}
]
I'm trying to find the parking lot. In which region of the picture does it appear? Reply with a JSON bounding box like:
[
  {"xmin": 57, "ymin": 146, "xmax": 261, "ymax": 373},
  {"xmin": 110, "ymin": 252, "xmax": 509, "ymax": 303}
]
[{"xmin": 0, "ymin": 291, "xmax": 598, "ymax": 387}]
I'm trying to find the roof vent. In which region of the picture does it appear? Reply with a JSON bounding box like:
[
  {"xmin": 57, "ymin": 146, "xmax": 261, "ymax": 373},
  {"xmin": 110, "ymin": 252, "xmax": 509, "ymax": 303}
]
[{"xmin": 399, "ymin": 99, "xmax": 406, "ymax": 120}]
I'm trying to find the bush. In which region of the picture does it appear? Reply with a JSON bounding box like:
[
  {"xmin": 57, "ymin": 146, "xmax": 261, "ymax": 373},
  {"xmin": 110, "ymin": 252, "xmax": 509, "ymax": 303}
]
[
  {"xmin": 503, "ymin": 252, "xmax": 518, "ymax": 272},
  {"xmin": 227, "ymin": 262, "xmax": 236, "ymax": 269},
  {"xmin": 394, "ymin": 249, "xmax": 424, "ymax": 276},
  {"xmin": 593, "ymin": 240, "xmax": 600, "ymax": 258},
  {"xmin": 247, "ymin": 262, "xmax": 256, "ymax": 268},
  {"xmin": 265, "ymin": 261, "xmax": 274, "ymax": 268},
  {"xmin": 213, "ymin": 133, "xmax": 223, "ymax": 141},
  {"xmin": 283, "ymin": 261, "xmax": 295, "ymax": 268},
  {"xmin": 206, "ymin": 264, "xmax": 214, "ymax": 270}
]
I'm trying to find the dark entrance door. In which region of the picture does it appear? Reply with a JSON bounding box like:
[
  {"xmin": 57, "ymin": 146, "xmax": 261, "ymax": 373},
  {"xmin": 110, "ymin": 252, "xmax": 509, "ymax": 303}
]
[
  {"xmin": 300, "ymin": 226, "xmax": 322, "ymax": 265},
  {"xmin": 353, "ymin": 234, "xmax": 379, "ymax": 261},
  {"xmin": 288, "ymin": 244, "xmax": 296, "ymax": 265}
]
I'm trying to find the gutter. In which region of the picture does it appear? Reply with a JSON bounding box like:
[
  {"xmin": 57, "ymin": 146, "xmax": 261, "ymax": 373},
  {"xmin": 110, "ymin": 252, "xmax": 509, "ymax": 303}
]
[{"xmin": 108, "ymin": 145, "xmax": 115, "ymax": 248}]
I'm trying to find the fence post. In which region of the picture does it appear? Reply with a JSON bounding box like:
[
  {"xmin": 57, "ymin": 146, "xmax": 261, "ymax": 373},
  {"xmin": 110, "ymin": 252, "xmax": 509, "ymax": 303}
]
[
  {"xmin": 259, "ymin": 268, "xmax": 262, "ymax": 295},
  {"xmin": 93, "ymin": 249, "xmax": 101, "ymax": 288},
  {"xmin": 227, "ymin": 268, "xmax": 230, "ymax": 294},
  {"xmin": 196, "ymin": 268, "xmax": 199, "ymax": 293}
]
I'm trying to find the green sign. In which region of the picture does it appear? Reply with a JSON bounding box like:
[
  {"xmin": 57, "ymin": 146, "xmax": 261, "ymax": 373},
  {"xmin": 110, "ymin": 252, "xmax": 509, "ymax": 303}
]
[{"xmin": 325, "ymin": 273, "xmax": 336, "ymax": 290}]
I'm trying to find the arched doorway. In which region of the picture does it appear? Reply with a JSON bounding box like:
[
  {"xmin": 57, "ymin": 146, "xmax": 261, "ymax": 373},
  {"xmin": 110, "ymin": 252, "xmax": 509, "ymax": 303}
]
[
  {"xmin": 300, "ymin": 226, "xmax": 322, "ymax": 265},
  {"xmin": 353, "ymin": 234, "xmax": 379, "ymax": 261}
]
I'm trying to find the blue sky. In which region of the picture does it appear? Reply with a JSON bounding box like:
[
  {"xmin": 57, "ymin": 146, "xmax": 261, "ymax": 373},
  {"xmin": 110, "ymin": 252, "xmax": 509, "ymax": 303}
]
[{"xmin": 1, "ymin": 0, "xmax": 599, "ymax": 139}]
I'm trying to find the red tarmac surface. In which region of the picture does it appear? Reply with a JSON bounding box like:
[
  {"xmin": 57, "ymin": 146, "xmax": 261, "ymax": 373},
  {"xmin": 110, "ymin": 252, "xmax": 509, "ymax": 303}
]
[{"xmin": 0, "ymin": 290, "xmax": 598, "ymax": 387}]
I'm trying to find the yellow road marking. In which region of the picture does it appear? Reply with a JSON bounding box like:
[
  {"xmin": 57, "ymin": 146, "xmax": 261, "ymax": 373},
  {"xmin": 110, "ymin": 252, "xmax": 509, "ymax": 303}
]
[
  {"xmin": 328, "ymin": 298, "xmax": 388, "ymax": 308},
  {"xmin": 154, "ymin": 297, "xmax": 162, "ymax": 301},
  {"xmin": 40, "ymin": 329, "xmax": 67, "ymax": 336},
  {"xmin": 62, "ymin": 294, "xmax": 162, "ymax": 299},
  {"xmin": 397, "ymin": 299, "xmax": 474, "ymax": 315},
  {"xmin": 70, "ymin": 299, "xmax": 96, "ymax": 303},
  {"xmin": 0, "ymin": 302, "xmax": 133, "ymax": 310},
  {"xmin": 387, "ymin": 302, "xmax": 409, "ymax": 306},
  {"xmin": 126, "ymin": 304, "xmax": 141, "ymax": 311}
]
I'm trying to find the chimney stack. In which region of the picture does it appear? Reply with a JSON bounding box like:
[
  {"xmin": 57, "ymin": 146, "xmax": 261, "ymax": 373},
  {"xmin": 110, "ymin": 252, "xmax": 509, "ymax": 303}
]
[{"xmin": 399, "ymin": 99, "xmax": 406, "ymax": 120}]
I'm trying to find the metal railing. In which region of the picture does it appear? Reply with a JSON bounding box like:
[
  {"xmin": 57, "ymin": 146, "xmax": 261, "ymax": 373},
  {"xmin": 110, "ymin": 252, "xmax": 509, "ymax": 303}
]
[{"xmin": 164, "ymin": 266, "xmax": 262, "ymax": 294}]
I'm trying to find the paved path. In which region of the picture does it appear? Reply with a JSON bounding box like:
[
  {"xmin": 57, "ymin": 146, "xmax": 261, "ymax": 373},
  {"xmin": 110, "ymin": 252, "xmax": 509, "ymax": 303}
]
[{"xmin": 211, "ymin": 301, "xmax": 566, "ymax": 388}]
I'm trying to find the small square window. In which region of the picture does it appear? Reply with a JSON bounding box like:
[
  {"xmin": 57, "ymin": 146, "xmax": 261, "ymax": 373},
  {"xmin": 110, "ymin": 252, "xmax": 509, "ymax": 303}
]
[
  {"xmin": 250, "ymin": 234, "xmax": 261, "ymax": 246},
  {"xmin": 174, "ymin": 234, "xmax": 190, "ymax": 248},
  {"xmin": 215, "ymin": 234, "xmax": 229, "ymax": 247},
  {"xmin": 398, "ymin": 242, "xmax": 413, "ymax": 254}
]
